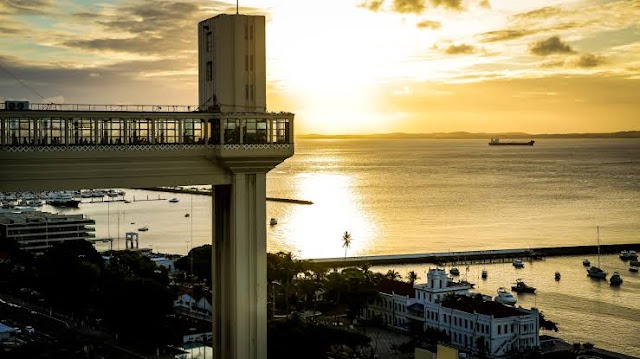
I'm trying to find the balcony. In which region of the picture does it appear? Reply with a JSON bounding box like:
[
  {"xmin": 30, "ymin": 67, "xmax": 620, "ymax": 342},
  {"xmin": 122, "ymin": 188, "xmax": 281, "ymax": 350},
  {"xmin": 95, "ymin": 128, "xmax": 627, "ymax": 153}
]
[{"xmin": 0, "ymin": 105, "xmax": 295, "ymax": 191}]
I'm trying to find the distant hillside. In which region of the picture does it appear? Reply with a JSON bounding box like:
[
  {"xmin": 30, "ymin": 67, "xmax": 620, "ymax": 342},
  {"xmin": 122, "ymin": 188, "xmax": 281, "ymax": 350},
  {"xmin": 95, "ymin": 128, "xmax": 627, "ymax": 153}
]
[{"xmin": 298, "ymin": 131, "xmax": 640, "ymax": 139}]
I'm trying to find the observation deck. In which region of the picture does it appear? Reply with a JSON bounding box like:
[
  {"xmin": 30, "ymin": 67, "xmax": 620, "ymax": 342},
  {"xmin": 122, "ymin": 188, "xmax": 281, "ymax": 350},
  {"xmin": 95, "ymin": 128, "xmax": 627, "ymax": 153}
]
[{"xmin": 0, "ymin": 103, "xmax": 294, "ymax": 191}]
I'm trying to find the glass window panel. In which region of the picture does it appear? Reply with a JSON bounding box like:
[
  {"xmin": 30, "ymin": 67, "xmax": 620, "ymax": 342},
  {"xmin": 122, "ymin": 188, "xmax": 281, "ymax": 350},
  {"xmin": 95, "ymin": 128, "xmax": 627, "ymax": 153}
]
[{"xmin": 224, "ymin": 119, "xmax": 240, "ymax": 144}]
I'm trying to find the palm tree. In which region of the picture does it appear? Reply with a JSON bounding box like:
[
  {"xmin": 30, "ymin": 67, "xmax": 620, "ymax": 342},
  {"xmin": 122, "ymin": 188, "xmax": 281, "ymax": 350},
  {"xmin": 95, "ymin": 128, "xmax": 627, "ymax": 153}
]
[
  {"xmin": 342, "ymin": 231, "xmax": 352, "ymax": 260},
  {"xmin": 408, "ymin": 270, "xmax": 419, "ymax": 285},
  {"xmin": 359, "ymin": 262, "xmax": 371, "ymax": 277},
  {"xmin": 385, "ymin": 269, "xmax": 402, "ymax": 281}
]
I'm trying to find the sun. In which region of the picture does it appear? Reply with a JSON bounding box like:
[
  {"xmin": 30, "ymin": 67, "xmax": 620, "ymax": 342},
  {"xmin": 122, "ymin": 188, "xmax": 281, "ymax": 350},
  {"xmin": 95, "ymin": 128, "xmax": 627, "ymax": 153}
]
[{"xmin": 264, "ymin": 1, "xmax": 413, "ymax": 134}]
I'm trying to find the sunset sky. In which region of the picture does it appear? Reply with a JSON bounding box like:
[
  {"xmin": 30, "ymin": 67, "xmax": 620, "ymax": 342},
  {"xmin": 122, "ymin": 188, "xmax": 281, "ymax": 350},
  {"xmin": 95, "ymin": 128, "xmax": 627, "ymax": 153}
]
[{"xmin": 1, "ymin": 0, "xmax": 639, "ymax": 134}]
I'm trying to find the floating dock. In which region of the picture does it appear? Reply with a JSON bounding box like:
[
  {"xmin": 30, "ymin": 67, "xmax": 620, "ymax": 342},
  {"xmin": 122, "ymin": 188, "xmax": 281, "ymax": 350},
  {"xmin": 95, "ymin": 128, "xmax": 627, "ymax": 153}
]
[{"xmin": 308, "ymin": 243, "xmax": 640, "ymax": 267}]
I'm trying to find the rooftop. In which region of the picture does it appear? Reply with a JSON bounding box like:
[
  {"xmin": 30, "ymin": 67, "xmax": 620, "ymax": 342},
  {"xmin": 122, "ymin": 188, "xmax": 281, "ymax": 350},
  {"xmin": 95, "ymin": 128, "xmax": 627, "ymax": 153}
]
[
  {"xmin": 440, "ymin": 295, "xmax": 531, "ymax": 318},
  {"xmin": 378, "ymin": 279, "xmax": 415, "ymax": 298},
  {"xmin": 0, "ymin": 211, "xmax": 91, "ymax": 225}
]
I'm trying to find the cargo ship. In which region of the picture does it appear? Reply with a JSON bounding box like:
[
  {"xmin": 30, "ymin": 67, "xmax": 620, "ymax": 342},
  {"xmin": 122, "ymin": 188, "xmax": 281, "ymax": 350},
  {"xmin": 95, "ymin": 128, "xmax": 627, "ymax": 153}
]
[{"xmin": 489, "ymin": 139, "xmax": 535, "ymax": 146}]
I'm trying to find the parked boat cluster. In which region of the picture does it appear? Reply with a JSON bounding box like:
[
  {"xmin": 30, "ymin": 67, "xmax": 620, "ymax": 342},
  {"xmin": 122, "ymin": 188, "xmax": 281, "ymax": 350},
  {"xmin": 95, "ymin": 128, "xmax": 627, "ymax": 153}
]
[{"xmin": 0, "ymin": 189, "xmax": 126, "ymax": 209}]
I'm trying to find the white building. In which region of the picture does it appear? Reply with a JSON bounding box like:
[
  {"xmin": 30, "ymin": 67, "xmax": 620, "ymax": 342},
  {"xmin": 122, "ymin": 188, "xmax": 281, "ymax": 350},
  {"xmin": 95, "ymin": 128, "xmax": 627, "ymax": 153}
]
[
  {"xmin": 198, "ymin": 14, "xmax": 266, "ymax": 113},
  {"xmin": 174, "ymin": 292, "xmax": 213, "ymax": 319},
  {"xmin": 362, "ymin": 269, "xmax": 540, "ymax": 358},
  {"xmin": 0, "ymin": 211, "xmax": 95, "ymax": 252}
]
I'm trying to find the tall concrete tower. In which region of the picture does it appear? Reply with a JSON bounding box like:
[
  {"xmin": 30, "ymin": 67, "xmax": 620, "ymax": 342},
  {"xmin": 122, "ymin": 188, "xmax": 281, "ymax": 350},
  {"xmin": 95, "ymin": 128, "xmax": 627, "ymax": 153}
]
[{"xmin": 198, "ymin": 14, "xmax": 267, "ymax": 113}]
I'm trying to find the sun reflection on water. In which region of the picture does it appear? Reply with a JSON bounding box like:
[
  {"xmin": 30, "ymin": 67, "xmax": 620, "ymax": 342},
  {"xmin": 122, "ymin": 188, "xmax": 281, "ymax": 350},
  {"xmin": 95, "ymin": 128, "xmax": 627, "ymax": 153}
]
[{"xmin": 272, "ymin": 172, "xmax": 377, "ymax": 259}]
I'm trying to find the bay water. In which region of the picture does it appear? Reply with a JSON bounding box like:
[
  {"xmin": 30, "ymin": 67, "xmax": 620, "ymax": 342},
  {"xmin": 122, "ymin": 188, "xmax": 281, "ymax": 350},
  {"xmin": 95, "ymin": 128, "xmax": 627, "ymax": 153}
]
[{"xmin": 49, "ymin": 138, "xmax": 639, "ymax": 356}]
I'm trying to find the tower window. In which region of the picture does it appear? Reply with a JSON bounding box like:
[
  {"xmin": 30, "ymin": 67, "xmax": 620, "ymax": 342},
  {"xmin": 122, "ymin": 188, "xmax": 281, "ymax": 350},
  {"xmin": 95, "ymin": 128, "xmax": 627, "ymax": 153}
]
[
  {"xmin": 250, "ymin": 55, "xmax": 254, "ymax": 72},
  {"xmin": 206, "ymin": 61, "xmax": 212, "ymax": 81},
  {"xmin": 206, "ymin": 32, "xmax": 212, "ymax": 52}
]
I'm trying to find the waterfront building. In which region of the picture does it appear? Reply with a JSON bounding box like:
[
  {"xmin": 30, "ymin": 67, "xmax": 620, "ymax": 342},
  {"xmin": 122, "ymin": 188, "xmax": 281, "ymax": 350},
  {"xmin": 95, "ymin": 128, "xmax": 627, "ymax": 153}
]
[
  {"xmin": 361, "ymin": 268, "xmax": 540, "ymax": 358},
  {"xmin": 0, "ymin": 210, "xmax": 95, "ymax": 252},
  {"xmin": 362, "ymin": 279, "xmax": 414, "ymax": 330}
]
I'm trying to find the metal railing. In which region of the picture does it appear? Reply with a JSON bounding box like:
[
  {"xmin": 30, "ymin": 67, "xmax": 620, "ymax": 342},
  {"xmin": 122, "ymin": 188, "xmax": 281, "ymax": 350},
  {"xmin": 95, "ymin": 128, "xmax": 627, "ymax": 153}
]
[
  {"xmin": 1, "ymin": 103, "xmax": 200, "ymax": 112},
  {"xmin": 0, "ymin": 112, "xmax": 293, "ymax": 149}
]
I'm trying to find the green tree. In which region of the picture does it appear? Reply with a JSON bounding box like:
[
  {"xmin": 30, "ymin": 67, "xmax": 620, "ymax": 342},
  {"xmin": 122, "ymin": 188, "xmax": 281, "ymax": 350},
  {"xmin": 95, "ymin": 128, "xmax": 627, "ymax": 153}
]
[
  {"xmin": 539, "ymin": 311, "xmax": 559, "ymax": 332},
  {"xmin": 342, "ymin": 231, "xmax": 352, "ymax": 260},
  {"xmin": 175, "ymin": 244, "xmax": 212, "ymax": 285}
]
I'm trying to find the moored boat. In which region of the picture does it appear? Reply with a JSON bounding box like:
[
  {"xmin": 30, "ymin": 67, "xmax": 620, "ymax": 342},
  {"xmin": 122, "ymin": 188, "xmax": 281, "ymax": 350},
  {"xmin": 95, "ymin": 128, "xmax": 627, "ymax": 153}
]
[
  {"xmin": 494, "ymin": 288, "xmax": 517, "ymax": 305},
  {"xmin": 47, "ymin": 192, "xmax": 80, "ymax": 208},
  {"xmin": 138, "ymin": 226, "xmax": 149, "ymax": 232},
  {"xmin": 555, "ymin": 271, "xmax": 561, "ymax": 281},
  {"xmin": 629, "ymin": 267, "xmax": 638, "ymax": 273},
  {"xmin": 587, "ymin": 266, "xmax": 607, "ymax": 279},
  {"xmin": 169, "ymin": 198, "xmax": 179, "ymax": 203},
  {"xmin": 481, "ymin": 269, "xmax": 488, "ymax": 279},
  {"xmin": 270, "ymin": 218, "xmax": 278, "ymax": 226},
  {"xmin": 512, "ymin": 259, "xmax": 524, "ymax": 268},
  {"xmin": 619, "ymin": 250, "xmax": 638, "ymax": 260},
  {"xmin": 609, "ymin": 272, "xmax": 623, "ymax": 286},
  {"xmin": 587, "ymin": 226, "xmax": 607, "ymax": 279},
  {"xmin": 449, "ymin": 267, "xmax": 460, "ymax": 276},
  {"xmin": 511, "ymin": 279, "xmax": 536, "ymax": 293},
  {"xmin": 583, "ymin": 258, "xmax": 591, "ymax": 266}
]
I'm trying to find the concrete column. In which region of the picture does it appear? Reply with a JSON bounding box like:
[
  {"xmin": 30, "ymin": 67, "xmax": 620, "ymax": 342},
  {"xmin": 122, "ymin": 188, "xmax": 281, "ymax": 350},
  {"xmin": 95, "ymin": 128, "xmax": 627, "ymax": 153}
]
[{"xmin": 213, "ymin": 171, "xmax": 267, "ymax": 359}]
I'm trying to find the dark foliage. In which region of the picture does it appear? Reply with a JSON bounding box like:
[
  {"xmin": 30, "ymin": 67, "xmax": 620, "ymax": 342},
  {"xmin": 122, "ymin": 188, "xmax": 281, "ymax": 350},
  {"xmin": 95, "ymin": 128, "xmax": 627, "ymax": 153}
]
[{"xmin": 268, "ymin": 319, "xmax": 370, "ymax": 359}]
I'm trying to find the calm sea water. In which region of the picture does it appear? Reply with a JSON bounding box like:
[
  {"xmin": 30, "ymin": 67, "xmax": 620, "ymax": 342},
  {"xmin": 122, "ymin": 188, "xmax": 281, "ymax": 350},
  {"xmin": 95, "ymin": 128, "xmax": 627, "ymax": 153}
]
[{"xmin": 47, "ymin": 138, "xmax": 640, "ymax": 356}]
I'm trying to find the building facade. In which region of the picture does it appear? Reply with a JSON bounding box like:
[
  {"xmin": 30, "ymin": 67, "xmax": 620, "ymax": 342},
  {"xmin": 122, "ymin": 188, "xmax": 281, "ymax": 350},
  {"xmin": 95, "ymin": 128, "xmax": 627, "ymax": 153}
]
[
  {"xmin": 0, "ymin": 210, "xmax": 95, "ymax": 252},
  {"xmin": 361, "ymin": 269, "xmax": 540, "ymax": 358},
  {"xmin": 198, "ymin": 14, "xmax": 267, "ymax": 113}
]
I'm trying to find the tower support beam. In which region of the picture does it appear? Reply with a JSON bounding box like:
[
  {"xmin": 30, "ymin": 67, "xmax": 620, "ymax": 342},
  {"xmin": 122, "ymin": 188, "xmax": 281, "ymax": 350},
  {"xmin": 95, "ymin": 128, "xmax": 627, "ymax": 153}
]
[{"xmin": 213, "ymin": 172, "xmax": 267, "ymax": 359}]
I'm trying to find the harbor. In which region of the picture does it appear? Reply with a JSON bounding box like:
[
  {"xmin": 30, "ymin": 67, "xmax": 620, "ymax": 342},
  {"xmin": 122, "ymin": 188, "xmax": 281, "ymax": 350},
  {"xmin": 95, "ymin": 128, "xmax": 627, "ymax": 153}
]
[{"xmin": 308, "ymin": 243, "xmax": 640, "ymax": 267}]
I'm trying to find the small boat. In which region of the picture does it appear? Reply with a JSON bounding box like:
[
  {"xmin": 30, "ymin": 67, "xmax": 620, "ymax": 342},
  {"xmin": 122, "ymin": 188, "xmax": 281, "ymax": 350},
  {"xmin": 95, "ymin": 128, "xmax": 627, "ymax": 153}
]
[
  {"xmin": 511, "ymin": 279, "xmax": 536, "ymax": 293},
  {"xmin": 587, "ymin": 266, "xmax": 607, "ymax": 279},
  {"xmin": 587, "ymin": 226, "xmax": 606, "ymax": 279},
  {"xmin": 629, "ymin": 260, "xmax": 640, "ymax": 266},
  {"xmin": 619, "ymin": 250, "xmax": 638, "ymax": 260},
  {"xmin": 583, "ymin": 259, "xmax": 591, "ymax": 266},
  {"xmin": 138, "ymin": 226, "xmax": 149, "ymax": 232},
  {"xmin": 629, "ymin": 267, "xmax": 639, "ymax": 273},
  {"xmin": 512, "ymin": 259, "xmax": 524, "ymax": 268},
  {"xmin": 609, "ymin": 272, "xmax": 623, "ymax": 286},
  {"xmin": 494, "ymin": 288, "xmax": 517, "ymax": 305},
  {"xmin": 124, "ymin": 200, "xmax": 131, "ymax": 203},
  {"xmin": 169, "ymin": 198, "xmax": 179, "ymax": 203},
  {"xmin": 449, "ymin": 267, "xmax": 460, "ymax": 276},
  {"xmin": 481, "ymin": 269, "xmax": 488, "ymax": 279},
  {"xmin": 555, "ymin": 272, "xmax": 561, "ymax": 281},
  {"xmin": 269, "ymin": 218, "xmax": 278, "ymax": 226},
  {"xmin": 185, "ymin": 213, "xmax": 190, "ymax": 217}
]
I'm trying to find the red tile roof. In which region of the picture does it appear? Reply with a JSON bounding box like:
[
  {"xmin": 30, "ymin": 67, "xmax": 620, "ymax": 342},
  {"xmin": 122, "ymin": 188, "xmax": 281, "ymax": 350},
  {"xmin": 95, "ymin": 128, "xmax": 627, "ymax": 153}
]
[{"xmin": 440, "ymin": 295, "xmax": 528, "ymax": 318}]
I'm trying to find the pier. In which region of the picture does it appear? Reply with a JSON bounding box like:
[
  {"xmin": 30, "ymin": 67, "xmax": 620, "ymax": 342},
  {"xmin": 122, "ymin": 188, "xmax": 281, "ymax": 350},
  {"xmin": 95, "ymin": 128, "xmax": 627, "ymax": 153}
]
[
  {"xmin": 308, "ymin": 243, "xmax": 640, "ymax": 267},
  {"xmin": 139, "ymin": 186, "xmax": 314, "ymax": 205}
]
